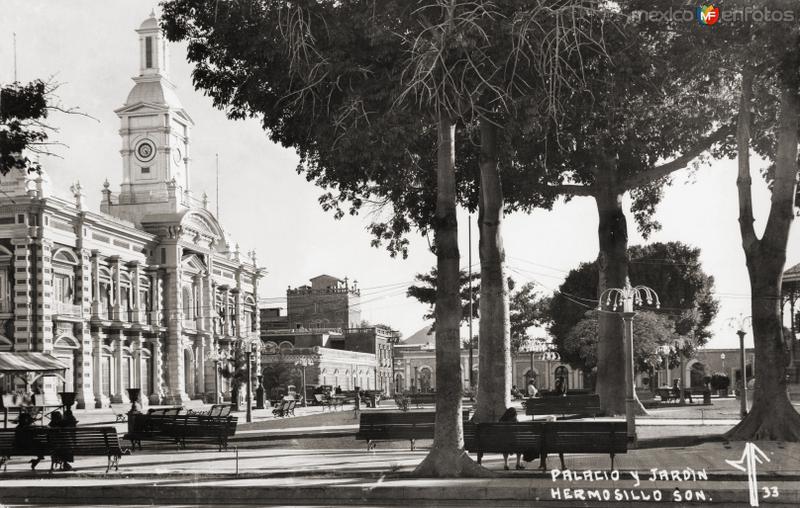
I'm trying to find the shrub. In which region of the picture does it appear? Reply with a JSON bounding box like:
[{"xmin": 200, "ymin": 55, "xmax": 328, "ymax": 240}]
[{"xmin": 710, "ymin": 372, "xmax": 730, "ymax": 391}]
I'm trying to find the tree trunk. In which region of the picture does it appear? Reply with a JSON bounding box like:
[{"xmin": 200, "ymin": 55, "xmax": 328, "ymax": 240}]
[
  {"xmin": 415, "ymin": 115, "xmax": 489, "ymax": 477},
  {"xmin": 727, "ymin": 78, "xmax": 800, "ymax": 441},
  {"xmin": 594, "ymin": 179, "xmax": 646, "ymax": 416},
  {"xmin": 474, "ymin": 119, "xmax": 511, "ymax": 423}
]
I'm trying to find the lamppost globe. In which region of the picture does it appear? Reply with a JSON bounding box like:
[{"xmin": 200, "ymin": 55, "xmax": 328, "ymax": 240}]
[{"xmin": 597, "ymin": 280, "xmax": 660, "ymax": 447}]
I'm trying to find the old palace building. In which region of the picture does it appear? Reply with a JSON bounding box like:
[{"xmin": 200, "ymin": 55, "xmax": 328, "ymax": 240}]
[{"xmin": 0, "ymin": 13, "xmax": 261, "ymax": 408}]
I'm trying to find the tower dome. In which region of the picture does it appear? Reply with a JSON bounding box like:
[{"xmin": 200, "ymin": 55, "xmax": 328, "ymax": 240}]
[{"xmin": 107, "ymin": 12, "xmax": 195, "ymax": 227}]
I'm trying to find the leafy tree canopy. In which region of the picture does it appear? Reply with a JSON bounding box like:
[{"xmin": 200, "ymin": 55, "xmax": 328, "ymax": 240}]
[
  {"xmin": 551, "ymin": 241, "xmax": 719, "ymax": 368},
  {"xmin": 563, "ymin": 310, "xmax": 677, "ymax": 374},
  {"xmin": 0, "ymin": 80, "xmax": 49, "ymax": 174}
]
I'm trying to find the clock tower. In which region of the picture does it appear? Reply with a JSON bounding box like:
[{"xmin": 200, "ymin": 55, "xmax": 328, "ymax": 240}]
[{"xmin": 107, "ymin": 11, "xmax": 195, "ymax": 226}]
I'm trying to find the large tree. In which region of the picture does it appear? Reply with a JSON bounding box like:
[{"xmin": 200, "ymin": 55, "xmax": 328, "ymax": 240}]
[
  {"xmin": 726, "ymin": 34, "xmax": 800, "ymax": 440},
  {"xmin": 550, "ymin": 242, "xmax": 719, "ymax": 374},
  {"xmin": 508, "ymin": 10, "xmax": 735, "ymax": 414}
]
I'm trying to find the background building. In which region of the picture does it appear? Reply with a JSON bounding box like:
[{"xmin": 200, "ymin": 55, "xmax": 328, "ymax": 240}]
[
  {"xmin": 259, "ymin": 275, "xmax": 399, "ymax": 396},
  {"xmin": 0, "ymin": 13, "xmax": 261, "ymax": 408}
]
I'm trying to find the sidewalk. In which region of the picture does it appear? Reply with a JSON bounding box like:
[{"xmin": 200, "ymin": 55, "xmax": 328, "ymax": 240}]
[
  {"xmin": 0, "ymin": 441, "xmax": 798, "ymax": 506},
  {"xmin": 3, "ymin": 400, "xmax": 796, "ymax": 506}
]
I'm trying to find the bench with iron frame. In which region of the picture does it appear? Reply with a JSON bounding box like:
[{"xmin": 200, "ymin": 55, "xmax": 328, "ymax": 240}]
[
  {"xmin": 356, "ymin": 410, "xmax": 470, "ymax": 451},
  {"xmin": 407, "ymin": 393, "xmax": 436, "ymax": 408},
  {"xmin": 1, "ymin": 427, "xmax": 128, "ymax": 473},
  {"xmin": 540, "ymin": 420, "xmax": 627, "ymax": 470},
  {"xmin": 123, "ymin": 407, "xmax": 183, "ymax": 450},
  {"xmin": 524, "ymin": 394, "xmax": 602, "ymax": 419},
  {"xmin": 463, "ymin": 421, "xmax": 545, "ymax": 466},
  {"xmin": 47, "ymin": 426, "xmax": 129, "ymax": 473},
  {"xmin": 0, "ymin": 427, "xmax": 49, "ymax": 472},
  {"xmin": 160, "ymin": 414, "xmax": 238, "ymax": 451}
]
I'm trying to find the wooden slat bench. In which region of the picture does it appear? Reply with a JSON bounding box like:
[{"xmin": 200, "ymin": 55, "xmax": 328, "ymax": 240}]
[
  {"xmin": 524, "ymin": 394, "xmax": 602, "ymax": 419},
  {"xmin": 47, "ymin": 427, "xmax": 129, "ymax": 473},
  {"xmin": 540, "ymin": 420, "xmax": 627, "ymax": 470},
  {"xmin": 124, "ymin": 407, "xmax": 183, "ymax": 449},
  {"xmin": 0, "ymin": 427, "xmax": 49, "ymax": 472},
  {"xmin": 356, "ymin": 410, "xmax": 470, "ymax": 451},
  {"xmin": 408, "ymin": 393, "xmax": 436, "ymax": 408},
  {"xmin": 160, "ymin": 414, "xmax": 238, "ymax": 451},
  {"xmin": 1, "ymin": 427, "xmax": 128, "ymax": 473},
  {"xmin": 463, "ymin": 421, "xmax": 545, "ymax": 465}
]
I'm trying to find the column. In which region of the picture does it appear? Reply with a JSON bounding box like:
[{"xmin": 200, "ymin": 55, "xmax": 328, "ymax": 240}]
[
  {"xmin": 222, "ymin": 286, "xmax": 230, "ymax": 336},
  {"xmin": 75, "ymin": 248, "xmax": 95, "ymax": 408},
  {"xmin": 196, "ymin": 335, "xmax": 206, "ymax": 399},
  {"xmin": 133, "ymin": 333, "xmax": 143, "ymax": 390},
  {"xmin": 90, "ymin": 251, "xmax": 100, "ymax": 316},
  {"xmin": 92, "ymin": 330, "xmax": 109, "ymax": 408},
  {"xmin": 149, "ymin": 334, "xmax": 165, "ymax": 405},
  {"xmin": 110, "ymin": 256, "xmax": 122, "ymax": 321},
  {"xmin": 204, "ymin": 268, "xmax": 215, "ymax": 334},
  {"xmin": 11, "ymin": 237, "xmax": 34, "ymax": 352},
  {"xmin": 111, "ymin": 331, "xmax": 127, "ymax": 403},
  {"xmin": 130, "ymin": 261, "xmax": 141, "ymax": 323},
  {"xmin": 147, "ymin": 269, "xmax": 162, "ymax": 326},
  {"xmin": 164, "ymin": 264, "xmax": 189, "ymax": 404}
]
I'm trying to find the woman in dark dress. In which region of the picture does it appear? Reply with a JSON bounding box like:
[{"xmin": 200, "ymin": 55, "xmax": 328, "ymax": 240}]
[{"xmin": 499, "ymin": 407, "xmax": 525, "ymax": 470}]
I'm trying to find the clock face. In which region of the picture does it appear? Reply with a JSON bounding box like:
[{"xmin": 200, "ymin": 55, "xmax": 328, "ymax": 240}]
[{"xmin": 135, "ymin": 139, "xmax": 156, "ymax": 163}]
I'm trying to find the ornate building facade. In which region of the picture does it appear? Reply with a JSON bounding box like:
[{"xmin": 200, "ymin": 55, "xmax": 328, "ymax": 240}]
[{"xmin": 0, "ymin": 13, "xmax": 261, "ymax": 408}]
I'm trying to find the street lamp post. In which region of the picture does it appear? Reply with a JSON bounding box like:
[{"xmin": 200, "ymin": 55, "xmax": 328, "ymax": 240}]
[
  {"xmin": 245, "ymin": 343, "xmax": 255, "ymax": 423},
  {"xmin": 720, "ymin": 352, "xmax": 726, "ymax": 373},
  {"xmin": 598, "ymin": 280, "xmax": 660, "ymax": 447},
  {"xmin": 726, "ymin": 314, "xmax": 751, "ymax": 418},
  {"xmin": 294, "ymin": 357, "xmax": 312, "ymax": 407}
]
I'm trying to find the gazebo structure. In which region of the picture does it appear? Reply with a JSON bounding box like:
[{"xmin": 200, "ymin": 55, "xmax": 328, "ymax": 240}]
[{"xmin": 781, "ymin": 262, "xmax": 800, "ymax": 385}]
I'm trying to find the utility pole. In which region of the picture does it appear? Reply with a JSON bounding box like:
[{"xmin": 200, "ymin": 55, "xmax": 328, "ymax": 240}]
[
  {"xmin": 468, "ymin": 214, "xmax": 474, "ymax": 390},
  {"xmin": 13, "ymin": 33, "xmax": 18, "ymax": 82},
  {"xmin": 215, "ymin": 153, "xmax": 220, "ymax": 220}
]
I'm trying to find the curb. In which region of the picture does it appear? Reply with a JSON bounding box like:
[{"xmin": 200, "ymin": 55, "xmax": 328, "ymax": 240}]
[{"xmin": 0, "ymin": 482, "xmax": 797, "ymax": 506}]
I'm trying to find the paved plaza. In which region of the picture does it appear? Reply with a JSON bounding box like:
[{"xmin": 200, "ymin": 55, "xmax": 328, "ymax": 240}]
[{"xmin": 1, "ymin": 398, "xmax": 799, "ymax": 506}]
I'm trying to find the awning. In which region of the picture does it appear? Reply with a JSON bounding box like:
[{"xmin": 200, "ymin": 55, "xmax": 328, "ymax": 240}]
[{"xmin": 0, "ymin": 352, "xmax": 68, "ymax": 374}]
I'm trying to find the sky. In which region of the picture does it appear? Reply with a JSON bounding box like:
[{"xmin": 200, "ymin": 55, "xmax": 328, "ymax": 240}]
[{"xmin": 1, "ymin": 1, "xmax": 797, "ymax": 350}]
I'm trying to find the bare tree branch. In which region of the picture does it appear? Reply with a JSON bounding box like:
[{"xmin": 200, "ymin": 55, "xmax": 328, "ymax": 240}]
[{"xmin": 622, "ymin": 123, "xmax": 734, "ymax": 190}]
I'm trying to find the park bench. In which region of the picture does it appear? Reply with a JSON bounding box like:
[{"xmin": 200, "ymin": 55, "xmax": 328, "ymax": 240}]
[
  {"xmin": 356, "ymin": 410, "xmax": 470, "ymax": 451},
  {"xmin": 187, "ymin": 404, "xmax": 232, "ymax": 417},
  {"xmin": 314, "ymin": 394, "xmax": 344, "ymax": 411},
  {"xmin": 47, "ymin": 427, "xmax": 129, "ymax": 473},
  {"xmin": 408, "ymin": 393, "xmax": 436, "ymax": 408},
  {"xmin": 159, "ymin": 414, "xmax": 238, "ymax": 451},
  {"xmin": 463, "ymin": 421, "xmax": 546, "ymax": 466},
  {"xmin": 0, "ymin": 427, "xmax": 49, "ymax": 472},
  {"xmin": 273, "ymin": 400, "xmax": 296, "ymax": 418},
  {"xmin": 124, "ymin": 407, "xmax": 183, "ymax": 449},
  {"xmin": 540, "ymin": 420, "xmax": 627, "ymax": 470},
  {"xmin": 1, "ymin": 427, "xmax": 128, "ymax": 473},
  {"xmin": 524, "ymin": 394, "xmax": 601, "ymax": 419}
]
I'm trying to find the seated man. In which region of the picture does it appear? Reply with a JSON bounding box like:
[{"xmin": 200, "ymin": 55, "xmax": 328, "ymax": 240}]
[{"xmin": 671, "ymin": 379, "xmax": 683, "ymax": 401}]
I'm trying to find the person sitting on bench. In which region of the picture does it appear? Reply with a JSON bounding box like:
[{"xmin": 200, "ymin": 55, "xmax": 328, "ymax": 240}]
[
  {"xmin": 49, "ymin": 411, "xmax": 74, "ymax": 470},
  {"xmin": 499, "ymin": 408, "xmax": 525, "ymax": 470}
]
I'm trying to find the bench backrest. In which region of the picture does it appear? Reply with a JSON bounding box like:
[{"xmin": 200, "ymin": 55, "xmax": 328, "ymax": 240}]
[
  {"xmin": 359, "ymin": 410, "xmax": 471, "ymax": 428},
  {"xmin": 525, "ymin": 394, "xmax": 601, "ymax": 416},
  {"xmin": 544, "ymin": 421, "xmax": 627, "ymax": 454},
  {"xmin": 162, "ymin": 415, "xmax": 238, "ymax": 436},
  {"xmin": 0, "ymin": 427, "xmax": 49, "ymax": 454},
  {"xmin": 48, "ymin": 427, "xmax": 122, "ymax": 454},
  {"xmin": 463, "ymin": 422, "xmax": 546, "ymax": 453}
]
